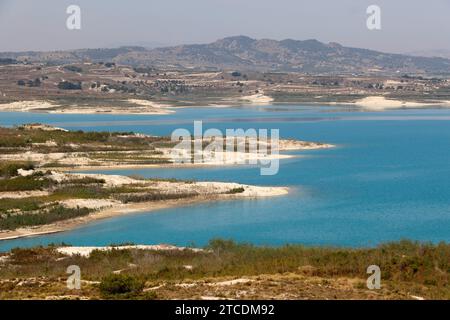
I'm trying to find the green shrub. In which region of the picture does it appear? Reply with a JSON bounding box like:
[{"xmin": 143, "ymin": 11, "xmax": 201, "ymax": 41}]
[
  {"xmin": 226, "ymin": 187, "xmax": 245, "ymax": 194},
  {"xmin": 53, "ymin": 185, "xmax": 109, "ymax": 199},
  {"xmin": 115, "ymin": 192, "xmax": 195, "ymax": 204},
  {"xmin": 140, "ymin": 291, "xmax": 158, "ymax": 300},
  {"xmin": 0, "ymin": 175, "xmax": 52, "ymax": 192},
  {"xmin": 0, "ymin": 197, "xmax": 41, "ymax": 213},
  {"xmin": 59, "ymin": 177, "xmax": 105, "ymax": 185},
  {"xmin": 0, "ymin": 162, "xmax": 34, "ymax": 177},
  {"xmin": 57, "ymin": 81, "xmax": 82, "ymax": 90},
  {"xmin": 0, "ymin": 206, "xmax": 91, "ymax": 230},
  {"xmin": 0, "ymin": 135, "xmax": 27, "ymax": 147},
  {"xmin": 99, "ymin": 274, "xmax": 145, "ymax": 297},
  {"xmin": 63, "ymin": 65, "xmax": 83, "ymax": 73}
]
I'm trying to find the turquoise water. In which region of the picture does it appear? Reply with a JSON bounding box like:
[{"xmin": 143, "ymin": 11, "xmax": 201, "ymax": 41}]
[{"xmin": 1, "ymin": 105, "xmax": 450, "ymax": 251}]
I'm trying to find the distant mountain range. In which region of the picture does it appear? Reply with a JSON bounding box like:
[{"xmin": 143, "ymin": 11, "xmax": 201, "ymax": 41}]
[
  {"xmin": 2, "ymin": 36, "xmax": 450, "ymax": 75},
  {"xmin": 406, "ymin": 49, "xmax": 450, "ymax": 60}
]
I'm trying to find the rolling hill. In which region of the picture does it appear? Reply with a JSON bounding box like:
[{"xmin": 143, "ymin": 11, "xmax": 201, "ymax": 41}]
[{"xmin": 2, "ymin": 36, "xmax": 450, "ymax": 75}]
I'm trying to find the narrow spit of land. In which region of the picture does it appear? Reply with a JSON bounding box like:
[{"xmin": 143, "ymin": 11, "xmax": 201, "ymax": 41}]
[{"xmin": 0, "ymin": 124, "xmax": 333, "ymax": 240}]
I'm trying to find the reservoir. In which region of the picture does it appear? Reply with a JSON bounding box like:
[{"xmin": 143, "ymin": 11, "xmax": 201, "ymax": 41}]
[{"xmin": 1, "ymin": 105, "xmax": 449, "ymax": 250}]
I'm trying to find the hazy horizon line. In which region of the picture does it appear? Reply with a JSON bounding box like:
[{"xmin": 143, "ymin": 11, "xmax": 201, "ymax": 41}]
[{"xmin": 1, "ymin": 35, "xmax": 449, "ymax": 59}]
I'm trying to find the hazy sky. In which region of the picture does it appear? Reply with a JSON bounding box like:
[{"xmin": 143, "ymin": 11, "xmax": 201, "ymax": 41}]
[{"xmin": 0, "ymin": 0, "xmax": 449, "ymax": 53}]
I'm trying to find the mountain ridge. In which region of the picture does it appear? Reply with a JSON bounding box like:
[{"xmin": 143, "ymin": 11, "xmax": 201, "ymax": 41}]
[{"xmin": 2, "ymin": 36, "xmax": 450, "ymax": 75}]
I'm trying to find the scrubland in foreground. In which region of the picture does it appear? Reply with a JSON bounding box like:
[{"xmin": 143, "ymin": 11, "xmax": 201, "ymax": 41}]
[{"xmin": 0, "ymin": 240, "xmax": 448, "ymax": 300}]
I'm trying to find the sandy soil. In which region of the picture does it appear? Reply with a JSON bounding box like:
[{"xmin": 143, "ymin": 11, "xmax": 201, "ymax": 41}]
[
  {"xmin": 142, "ymin": 139, "xmax": 332, "ymax": 168},
  {"xmin": 56, "ymin": 244, "xmax": 204, "ymax": 257},
  {"xmin": 45, "ymin": 171, "xmax": 289, "ymax": 197},
  {"xmin": 0, "ymin": 139, "xmax": 333, "ymax": 169},
  {"xmin": 0, "ymin": 190, "xmax": 49, "ymax": 199},
  {"xmin": 0, "ymin": 171, "xmax": 289, "ymax": 241},
  {"xmin": 239, "ymin": 92, "xmax": 274, "ymax": 104},
  {"xmin": 0, "ymin": 100, "xmax": 61, "ymax": 112},
  {"xmin": 0, "ymin": 100, "xmax": 175, "ymax": 115},
  {"xmin": 351, "ymin": 96, "xmax": 450, "ymax": 110},
  {"xmin": 126, "ymin": 99, "xmax": 175, "ymax": 114},
  {"xmin": 59, "ymin": 199, "xmax": 121, "ymax": 210},
  {"xmin": 48, "ymin": 171, "xmax": 145, "ymax": 187}
]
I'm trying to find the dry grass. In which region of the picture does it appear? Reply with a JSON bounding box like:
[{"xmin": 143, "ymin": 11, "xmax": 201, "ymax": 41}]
[{"xmin": 0, "ymin": 239, "xmax": 448, "ymax": 300}]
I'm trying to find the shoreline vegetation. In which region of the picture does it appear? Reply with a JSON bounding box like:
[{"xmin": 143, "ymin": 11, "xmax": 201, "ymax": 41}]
[
  {"xmin": 2, "ymin": 95, "xmax": 450, "ymax": 115},
  {"xmin": 0, "ymin": 124, "xmax": 330, "ymax": 240},
  {"xmin": 0, "ymin": 239, "xmax": 448, "ymax": 299}
]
